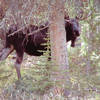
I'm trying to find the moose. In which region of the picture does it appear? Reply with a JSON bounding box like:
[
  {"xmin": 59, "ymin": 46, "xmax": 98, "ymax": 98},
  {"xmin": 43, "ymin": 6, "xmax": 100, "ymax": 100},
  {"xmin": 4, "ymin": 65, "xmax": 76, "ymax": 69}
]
[{"xmin": 0, "ymin": 17, "xmax": 80, "ymax": 79}]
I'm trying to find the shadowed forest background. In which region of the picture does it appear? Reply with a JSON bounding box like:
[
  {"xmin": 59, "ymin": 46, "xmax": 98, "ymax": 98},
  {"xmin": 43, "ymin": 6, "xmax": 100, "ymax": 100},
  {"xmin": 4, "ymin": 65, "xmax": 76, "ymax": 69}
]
[{"xmin": 0, "ymin": 0, "xmax": 100, "ymax": 100}]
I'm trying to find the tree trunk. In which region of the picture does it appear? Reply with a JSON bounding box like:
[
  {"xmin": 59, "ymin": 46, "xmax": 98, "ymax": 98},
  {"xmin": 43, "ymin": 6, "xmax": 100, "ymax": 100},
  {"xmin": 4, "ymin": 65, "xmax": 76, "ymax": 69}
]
[{"xmin": 49, "ymin": 0, "xmax": 70, "ymax": 95}]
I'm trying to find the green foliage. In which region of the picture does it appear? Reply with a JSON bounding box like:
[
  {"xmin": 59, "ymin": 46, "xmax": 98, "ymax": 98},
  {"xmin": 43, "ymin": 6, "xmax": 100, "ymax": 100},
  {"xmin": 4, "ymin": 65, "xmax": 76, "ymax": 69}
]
[
  {"xmin": 0, "ymin": 55, "xmax": 53, "ymax": 100},
  {"xmin": 0, "ymin": 60, "xmax": 16, "ymax": 90}
]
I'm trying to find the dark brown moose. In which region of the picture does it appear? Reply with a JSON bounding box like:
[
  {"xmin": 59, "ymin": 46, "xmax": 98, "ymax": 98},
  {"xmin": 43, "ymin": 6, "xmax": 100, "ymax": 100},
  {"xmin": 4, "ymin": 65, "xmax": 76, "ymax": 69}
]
[{"xmin": 0, "ymin": 17, "xmax": 80, "ymax": 79}]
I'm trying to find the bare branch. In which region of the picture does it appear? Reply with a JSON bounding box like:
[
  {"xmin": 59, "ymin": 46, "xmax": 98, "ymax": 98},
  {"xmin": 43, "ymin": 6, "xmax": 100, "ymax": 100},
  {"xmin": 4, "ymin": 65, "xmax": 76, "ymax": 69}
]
[{"xmin": 8, "ymin": 23, "xmax": 49, "ymax": 37}]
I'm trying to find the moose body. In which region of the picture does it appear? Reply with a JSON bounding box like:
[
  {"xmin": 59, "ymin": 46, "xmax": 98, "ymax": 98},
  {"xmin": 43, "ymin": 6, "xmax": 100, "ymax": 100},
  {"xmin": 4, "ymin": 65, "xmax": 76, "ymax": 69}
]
[{"xmin": 0, "ymin": 18, "xmax": 80, "ymax": 79}]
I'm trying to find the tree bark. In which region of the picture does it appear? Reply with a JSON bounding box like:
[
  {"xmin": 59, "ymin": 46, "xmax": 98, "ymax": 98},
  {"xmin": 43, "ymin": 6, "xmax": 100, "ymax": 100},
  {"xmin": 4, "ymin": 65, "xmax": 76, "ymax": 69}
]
[{"xmin": 49, "ymin": 0, "xmax": 70, "ymax": 95}]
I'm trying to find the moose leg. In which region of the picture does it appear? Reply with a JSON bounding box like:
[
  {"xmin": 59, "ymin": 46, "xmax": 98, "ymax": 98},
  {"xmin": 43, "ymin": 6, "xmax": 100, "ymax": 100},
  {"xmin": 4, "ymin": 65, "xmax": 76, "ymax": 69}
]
[
  {"xmin": 15, "ymin": 51, "xmax": 24, "ymax": 79},
  {"xmin": 0, "ymin": 45, "xmax": 14, "ymax": 60}
]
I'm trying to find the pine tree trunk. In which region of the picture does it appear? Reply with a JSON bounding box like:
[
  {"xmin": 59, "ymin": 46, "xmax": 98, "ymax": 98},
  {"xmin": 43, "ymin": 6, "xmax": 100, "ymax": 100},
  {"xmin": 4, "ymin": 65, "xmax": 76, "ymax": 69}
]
[{"xmin": 49, "ymin": 0, "xmax": 70, "ymax": 95}]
